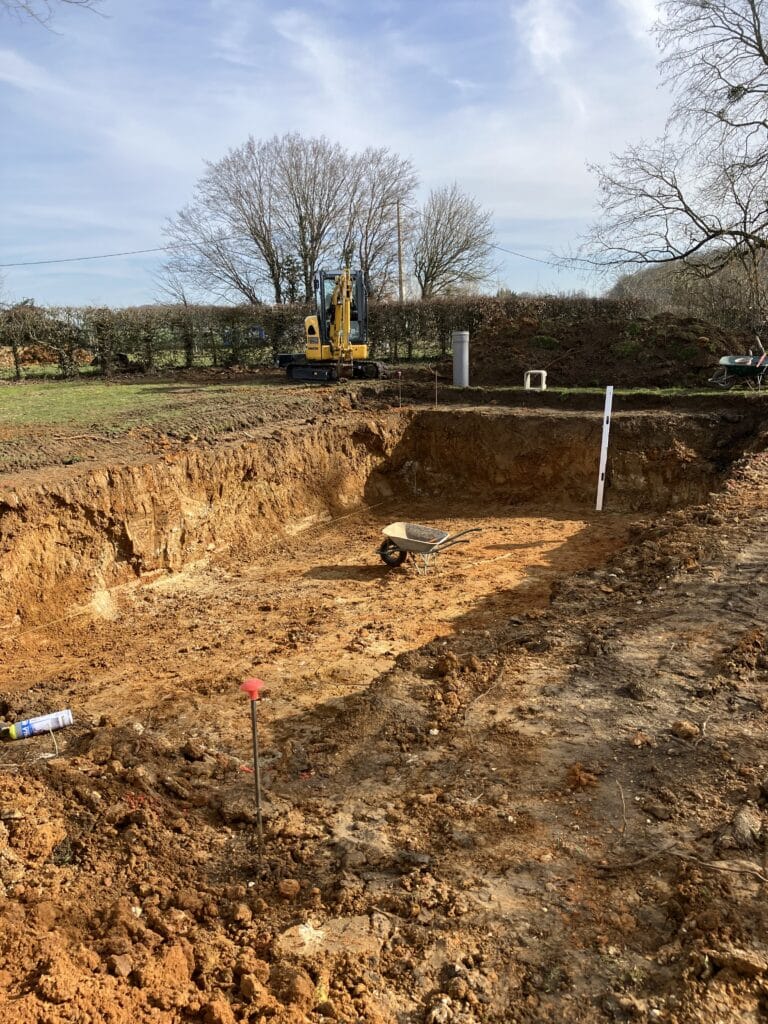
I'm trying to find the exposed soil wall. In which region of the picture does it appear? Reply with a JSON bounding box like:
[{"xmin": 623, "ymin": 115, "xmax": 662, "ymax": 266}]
[
  {"xmin": 0, "ymin": 408, "xmax": 757, "ymax": 626},
  {"xmin": 0, "ymin": 414, "xmax": 402, "ymax": 626},
  {"xmin": 382, "ymin": 409, "xmax": 749, "ymax": 511}
]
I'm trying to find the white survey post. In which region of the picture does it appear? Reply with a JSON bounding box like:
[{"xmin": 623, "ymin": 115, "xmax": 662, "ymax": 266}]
[{"xmin": 595, "ymin": 386, "xmax": 614, "ymax": 512}]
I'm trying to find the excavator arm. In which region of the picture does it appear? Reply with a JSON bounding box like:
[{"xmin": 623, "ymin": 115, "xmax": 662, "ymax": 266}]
[{"xmin": 327, "ymin": 270, "xmax": 353, "ymax": 358}]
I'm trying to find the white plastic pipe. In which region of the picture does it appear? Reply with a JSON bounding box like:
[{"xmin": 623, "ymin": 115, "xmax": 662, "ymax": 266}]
[
  {"xmin": 452, "ymin": 331, "xmax": 469, "ymax": 387},
  {"xmin": 595, "ymin": 386, "xmax": 614, "ymax": 512}
]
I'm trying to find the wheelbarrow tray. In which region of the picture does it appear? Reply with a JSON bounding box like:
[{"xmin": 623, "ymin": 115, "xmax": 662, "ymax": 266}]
[
  {"xmin": 709, "ymin": 353, "xmax": 768, "ymax": 389},
  {"xmin": 718, "ymin": 354, "xmax": 768, "ymax": 376},
  {"xmin": 381, "ymin": 522, "xmax": 451, "ymax": 553}
]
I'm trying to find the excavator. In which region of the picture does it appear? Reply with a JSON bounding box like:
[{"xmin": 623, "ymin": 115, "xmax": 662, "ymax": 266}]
[{"xmin": 280, "ymin": 268, "xmax": 386, "ymax": 381}]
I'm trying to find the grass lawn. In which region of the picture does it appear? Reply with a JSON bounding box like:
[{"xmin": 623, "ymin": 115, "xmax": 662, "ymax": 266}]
[{"xmin": 0, "ymin": 380, "xmax": 271, "ymax": 429}]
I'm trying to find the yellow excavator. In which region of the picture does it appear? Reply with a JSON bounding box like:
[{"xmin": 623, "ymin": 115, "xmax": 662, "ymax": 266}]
[{"xmin": 280, "ymin": 268, "xmax": 386, "ymax": 381}]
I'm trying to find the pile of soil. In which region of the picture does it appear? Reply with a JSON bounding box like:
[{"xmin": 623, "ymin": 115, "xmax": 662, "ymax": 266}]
[
  {"xmin": 0, "ymin": 345, "xmax": 94, "ymax": 370},
  {"xmin": 470, "ymin": 309, "xmax": 754, "ymax": 388}
]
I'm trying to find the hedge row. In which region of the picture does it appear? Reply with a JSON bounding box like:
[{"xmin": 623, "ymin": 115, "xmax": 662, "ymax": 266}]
[
  {"xmin": 0, "ymin": 295, "xmax": 648, "ymax": 379},
  {"xmin": 0, "ymin": 303, "xmax": 309, "ymax": 379}
]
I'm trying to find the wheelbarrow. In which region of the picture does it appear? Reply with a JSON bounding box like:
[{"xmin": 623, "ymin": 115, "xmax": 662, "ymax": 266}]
[
  {"xmin": 709, "ymin": 353, "xmax": 768, "ymax": 390},
  {"xmin": 378, "ymin": 522, "xmax": 481, "ymax": 573}
]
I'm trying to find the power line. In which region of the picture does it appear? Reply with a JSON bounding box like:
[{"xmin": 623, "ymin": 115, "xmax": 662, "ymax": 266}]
[
  {"xmin": 398, "ymin": 198, "xmax": 563, "ymax": 268},
  {"xmin": 0, "ymin": 181, "xmax": 568, "ymax": 272},
  {"xmin": 0, "ymin": 245, "xmax": 173, "ymax": 268},
  {"xmin": 1, "ymin": 198, "xmax": 567, "ymax": 272},
  {"xmin": 491, "ymin": 243, "xmax": 562, "ymax": 267},
  {"xmin": 0, "ymin": 234, "xmax": 251, "ymax": 269},
  {"xmin": 0, "ymin": 236, "xmax": 565, "ymax": 271}
]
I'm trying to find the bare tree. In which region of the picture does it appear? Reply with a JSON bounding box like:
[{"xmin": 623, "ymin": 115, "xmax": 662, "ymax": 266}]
[
  {"xmin": 186, "ymin": 136, "xmax": 290, "ymax": 303},
  {"xmin": 164, "ymin": 204, "xmax": 265, "ymax": 305},
  {"xmin": 347, "ymin": 148, "xmax": 418, "ymax": 299},
  {"xmin": 164, "ymin": 136, "xmax": 311, "ymax": 305},
  {"xmin": 273, "ymin": 134, "xmax": 354, "ymax": 300},
  {"xmin": 153, "ymin": 265, "xmax": 196, "ymax": 307},
  {"xmin": 610, "ymin": 249, "xmax": 768, "ymax": 327},
  {"xmin": 412, "ymin": 184, "xmax": 494, "ymax": 298},
  {"xmin": 659, "ymin": 0, "xmax": 768, "ymax": 150},
  {"xmin": 583, "ymin": 0, "xmax": 768, "ymax": 315},
  {"xmin": 1, "ymin": 0, "xmax": 100, "ymax": 24},
  {"xmin": 163, "ymin": 134, "xmax": 417, "ymax": 305}
]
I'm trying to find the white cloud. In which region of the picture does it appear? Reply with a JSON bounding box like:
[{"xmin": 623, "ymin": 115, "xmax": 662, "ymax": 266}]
[
  {"xmin": 509, "ymin": 0, "xmax": 593, "ymax": 123},
  {"xmin": 208, "ymin": 0, "xmax": 268, "ymax": 67},
  {"xmin": 616, "ymin": 0, "xmax": 658, "ymax": 43},
  {"xmin": 270, "ymin": 7, "xmax": 362, "ymax": 108},
  {"xmin": 383, "ymin": 30, "xmax": 480, "ymax": 93},
  {"xmin": 0, "ymin": 49, "xmax": 71, "ymax": 95},
  {"xmin": 513, "ymin": 0, "xmax": 576, "ymax": 71},
  {"xmin": 0, "ymin": 0, "xmax": 674, "ymax": 304}
]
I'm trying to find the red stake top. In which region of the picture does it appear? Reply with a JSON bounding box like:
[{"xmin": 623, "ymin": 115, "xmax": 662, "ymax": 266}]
[{"xmin": 240, "ymin": 677, "xmax": 266, "ymax": 701}]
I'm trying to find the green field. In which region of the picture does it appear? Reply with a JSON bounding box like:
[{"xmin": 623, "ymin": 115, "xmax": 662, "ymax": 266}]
[{"xmin": 0, "ymin": 380, "xmax": 272, "ymax": 429}]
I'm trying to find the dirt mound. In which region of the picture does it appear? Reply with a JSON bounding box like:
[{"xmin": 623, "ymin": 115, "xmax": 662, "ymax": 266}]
[
  {"xmin": 0, "ymin": 720, "xmax": 401, "ymax": 1024},
  {"xmin": 0, "ymin": 343, "xmax": 61, "ymax": 366},
  {"xmin": 0, "ymin": 345, "xmax": 96, "ymax": 372},
  {"xmin": 470, "ymin": 306, "xmax": 753, "ymax": 388}
]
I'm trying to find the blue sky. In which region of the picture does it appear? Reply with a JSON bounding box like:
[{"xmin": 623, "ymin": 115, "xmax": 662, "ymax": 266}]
[{"xmin": 0, "ymin": 0, "xmax": 669, "ymax": 306}]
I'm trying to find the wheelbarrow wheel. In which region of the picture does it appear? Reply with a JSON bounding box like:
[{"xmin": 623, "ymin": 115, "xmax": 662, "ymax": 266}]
[{"xmin": 378, "ymin": 539, "xmax": 407, "ymax": 567}]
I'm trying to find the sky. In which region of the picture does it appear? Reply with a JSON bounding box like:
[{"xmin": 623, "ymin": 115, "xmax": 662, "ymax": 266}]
[{"xmin": 0, "ymin": 0, "xmax": 671, "ymax": 306}]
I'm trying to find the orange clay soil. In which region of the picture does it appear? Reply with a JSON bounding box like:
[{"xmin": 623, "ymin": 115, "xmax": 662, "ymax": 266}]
[{"xmin": 0, "ymin": 388, "xmax": 767, "ymax": 1024}]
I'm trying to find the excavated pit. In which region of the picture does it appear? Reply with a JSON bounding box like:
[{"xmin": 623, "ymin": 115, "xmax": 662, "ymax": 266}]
[
  {"xmin": 1, "ymin": 402, "xmax": 767, "ymax": 1024},
  {"xmin": 0, "ymin": 407, "xmax": 754, "ymax": 629}
]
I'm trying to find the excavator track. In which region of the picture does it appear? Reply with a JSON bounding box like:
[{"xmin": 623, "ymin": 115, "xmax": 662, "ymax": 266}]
[
  {"xmin": 286, "ymin": 362, "xmax": 339, "ymax": 382},
  {"xmin": 285, "ymin": 360, "xmax": 385, "ymax": 382}
]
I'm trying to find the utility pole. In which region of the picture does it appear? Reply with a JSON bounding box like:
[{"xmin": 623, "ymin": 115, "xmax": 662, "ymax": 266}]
[{"xmin": 396, "ymin": 199, "xmax": 404, "ymax": 303}]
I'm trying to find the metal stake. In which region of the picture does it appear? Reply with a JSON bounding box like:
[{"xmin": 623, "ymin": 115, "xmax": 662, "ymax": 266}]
[{"xmin": 240, "ymin": 677, "xmax": 265, "ymax": 852}]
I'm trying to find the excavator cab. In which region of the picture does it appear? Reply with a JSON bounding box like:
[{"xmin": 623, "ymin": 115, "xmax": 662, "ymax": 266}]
[{"xmin": 317, "ymin": 270, "xmax": 365, "ymax": 345}]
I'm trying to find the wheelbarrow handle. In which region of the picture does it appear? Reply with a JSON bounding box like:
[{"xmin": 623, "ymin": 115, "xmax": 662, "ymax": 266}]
[
  {"xmin": 433, "ymin": 527, "xmax": 482, "ymax": 549},
  {"xmin": 436, "ymin": 538, "xmax": 472, "ymax": 551}
]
